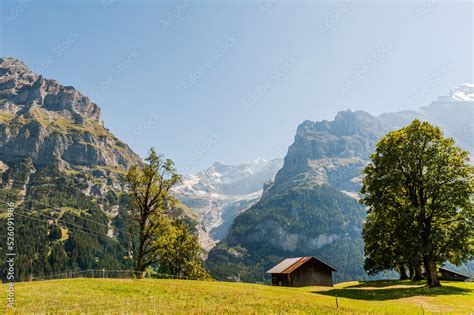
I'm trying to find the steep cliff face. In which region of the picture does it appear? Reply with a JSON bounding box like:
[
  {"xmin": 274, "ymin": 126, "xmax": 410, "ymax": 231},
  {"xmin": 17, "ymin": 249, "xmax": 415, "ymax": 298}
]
[
  {"xmin": 207, "ymin": 84, "xmax": 473, "ymax": 283},
  {"xmin": 0, "ymin": 57, "xmax": 140, "ymax": 175},
  {"xmin": 267, "ymin": 110, "xmax": 387, "ymax": 197}
]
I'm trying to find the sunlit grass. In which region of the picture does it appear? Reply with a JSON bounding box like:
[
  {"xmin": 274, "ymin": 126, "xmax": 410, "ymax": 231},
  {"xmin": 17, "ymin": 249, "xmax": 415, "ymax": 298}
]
[
  {"xmin": 1, "ymin": 279, "xmax": 472, "ymax": 314},
  {"xmin": 0, "ymin": 110, "xmax": 14, "ymax": 123}
]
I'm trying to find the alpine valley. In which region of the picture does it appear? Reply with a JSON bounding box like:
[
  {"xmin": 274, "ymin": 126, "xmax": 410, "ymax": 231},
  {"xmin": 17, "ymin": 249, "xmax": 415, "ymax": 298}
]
[{"xmin": 0, "ymin": 57, "xmax": 472, "ymax": 282}]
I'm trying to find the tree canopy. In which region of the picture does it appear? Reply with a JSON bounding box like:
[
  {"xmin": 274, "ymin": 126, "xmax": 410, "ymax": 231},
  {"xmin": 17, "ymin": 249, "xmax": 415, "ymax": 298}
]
[{"xmin": 361, "ymin": 120, "xmax": 473, "ymax": 287}]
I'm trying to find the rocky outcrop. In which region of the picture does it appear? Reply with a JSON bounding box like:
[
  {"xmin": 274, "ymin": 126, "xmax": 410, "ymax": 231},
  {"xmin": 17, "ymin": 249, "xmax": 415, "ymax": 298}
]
[
  {"xmin": 267, "ymin": 110, "xmax": 386, "ymax": 197},
  {"xmin": 0, "ymin": 58, "xmax": 102, "ymax": 122},
  {"xmin": 0, "ymin": 57, "xmax": 140, "ymax": 177}
]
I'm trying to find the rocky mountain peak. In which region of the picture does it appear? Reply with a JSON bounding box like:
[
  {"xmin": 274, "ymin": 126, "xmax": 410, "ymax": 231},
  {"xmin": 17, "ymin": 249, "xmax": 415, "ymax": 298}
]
[
  {"xmin": 296, "ymin": 110, "xmax": 386, "ymax": 141},
  {"xmin": 0, "ymin": 57, "xmax": 102, "ymax": 123},
  {"xmin": 0, "ymin": 57, "xmax": 140, "ymax": 173},
  {"xmin": 0, "ymin": 57, "xmax": 32, "ymax": 77}
]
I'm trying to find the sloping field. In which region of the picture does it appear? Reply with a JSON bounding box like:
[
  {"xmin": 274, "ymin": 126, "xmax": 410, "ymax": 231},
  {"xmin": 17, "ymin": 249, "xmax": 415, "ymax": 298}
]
[{"xmin": 1, "ymin": 279, "xmax": 473, "ymax": 314}]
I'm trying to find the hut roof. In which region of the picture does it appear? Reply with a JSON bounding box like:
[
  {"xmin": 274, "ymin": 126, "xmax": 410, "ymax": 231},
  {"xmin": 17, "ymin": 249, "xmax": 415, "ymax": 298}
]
[
  {"xmin": 266, "ymin": 256, "xmax": 337, "ymax": 274},
  {"xmin": 439, "ymin": 267, "xmax": 470, "ymax": 279}
]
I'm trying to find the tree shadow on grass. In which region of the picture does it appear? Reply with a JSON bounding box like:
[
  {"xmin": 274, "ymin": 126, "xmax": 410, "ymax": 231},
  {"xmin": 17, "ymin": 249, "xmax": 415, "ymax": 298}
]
[
  {"xmin": 345, "ymin": 280, "xmax": 426, "ymax": 288},
  {"xmin": 315, "ymin": 282, "xmax": 471, "ymax": 301}
]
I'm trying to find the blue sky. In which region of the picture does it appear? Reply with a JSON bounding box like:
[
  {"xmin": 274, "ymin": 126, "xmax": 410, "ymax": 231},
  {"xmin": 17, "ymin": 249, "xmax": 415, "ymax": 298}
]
[{"xmin": 1, "ymin": 0, "xmax": 472, "ymax": 173}]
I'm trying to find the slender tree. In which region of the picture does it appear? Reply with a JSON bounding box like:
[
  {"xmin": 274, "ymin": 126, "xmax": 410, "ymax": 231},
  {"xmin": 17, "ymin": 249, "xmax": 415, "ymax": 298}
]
[
  {"xmin": 126, "ymin": 148, "xmax": 181, "ymax": 277},
  {"xmin": 361, "ymin": 120, "xmax": 473, "ymax": 287}
]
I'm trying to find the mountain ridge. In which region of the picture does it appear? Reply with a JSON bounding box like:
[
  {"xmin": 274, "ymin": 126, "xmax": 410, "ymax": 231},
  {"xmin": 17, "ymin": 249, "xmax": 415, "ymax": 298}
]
[{"xmin": 0, "ymin": 57, "xmax": 140, "ymax": 174}]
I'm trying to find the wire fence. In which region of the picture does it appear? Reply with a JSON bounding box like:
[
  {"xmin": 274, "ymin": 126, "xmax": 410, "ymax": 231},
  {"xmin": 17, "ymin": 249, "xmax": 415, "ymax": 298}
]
[{"xmin": 16, "ymin": 269, "xmax": 202, "ymax": 283}]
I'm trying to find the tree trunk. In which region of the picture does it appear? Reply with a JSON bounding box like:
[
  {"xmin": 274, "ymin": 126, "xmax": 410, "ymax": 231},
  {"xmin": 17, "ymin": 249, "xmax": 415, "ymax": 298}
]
[
  {"xmin": 408, "ymin": 266, "xmax": 415, "ymax": 280},
  {"xmin": 413, "ymin": 263, "xmax": 423, "ymax": 281},
  {"xmin": 423, "ymin": 255, "xmax": 441, "ymax": 287},
  {"xmin": 399, "ymin": 264, "xmax": 409, "ymax": 280},
  {"xmin": 409, "ymin": 258, "xmax": 423, "ymax": 281},
  {"xmin": 134, "ymin": 220, "xmax": 146, "ymax": 279},
  {"xmin": 135, "ymin": 239, "xmax": 145, "ymax": 279},
  {"xmin": 135, "ymin": 256, "xmax": 145, "ymax": 279},
  {"xmin": 420, "ymin": 220, "xmax": 440, "ymax": 287}
]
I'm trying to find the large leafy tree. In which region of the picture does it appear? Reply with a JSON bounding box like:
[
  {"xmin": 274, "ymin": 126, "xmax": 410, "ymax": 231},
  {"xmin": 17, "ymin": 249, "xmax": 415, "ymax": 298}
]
[
  {"xmin": 361, "ymin": 120, "xmax": 473, "ymax": 287},
  {"xmin": 126, "ymin": 148, "xmax": 181, "ymax": 277}
]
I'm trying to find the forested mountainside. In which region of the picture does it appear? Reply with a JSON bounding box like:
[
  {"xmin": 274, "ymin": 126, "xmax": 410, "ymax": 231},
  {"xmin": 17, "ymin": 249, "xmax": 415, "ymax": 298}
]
[
  {"xmin": 0, "ymin": 58, "xmax": 197, "ymax": 279},
  {"xmin": 207, "ymin": 84, "xmax": 474, "ymax": 283},
  {"xmin": 175, "ymin": 158, "xmax": 283, "ymax": 251}
]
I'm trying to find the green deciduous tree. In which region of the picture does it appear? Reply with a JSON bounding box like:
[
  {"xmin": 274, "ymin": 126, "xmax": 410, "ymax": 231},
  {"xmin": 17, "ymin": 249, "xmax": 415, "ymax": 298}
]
[
  {"xmin": 361, "ymin": 120, "xmax": 473, "ymax": 287},
  {"xmin": 154, "ymin": 218, "xmax": 209, "ymax": 279},
  {"xmin": 126, "ymin": 148, "xmax": 182, "ymax": 277}
]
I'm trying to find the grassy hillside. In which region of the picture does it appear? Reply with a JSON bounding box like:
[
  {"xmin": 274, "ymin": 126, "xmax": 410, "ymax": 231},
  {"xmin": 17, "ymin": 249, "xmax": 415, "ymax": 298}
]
[{"xmin": 1, "ymin": 279, "xmax": 473, "ymax": 314}]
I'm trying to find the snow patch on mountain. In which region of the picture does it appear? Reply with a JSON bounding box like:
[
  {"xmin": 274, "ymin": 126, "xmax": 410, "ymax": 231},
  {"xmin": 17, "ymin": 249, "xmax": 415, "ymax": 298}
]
[
  {"xmin": 175, "ymin": 158, "xmax": 283, "ymax": 251},
  {"xmin": 436, "ymin": 83, "xmax": 474, "ymax": 102}
]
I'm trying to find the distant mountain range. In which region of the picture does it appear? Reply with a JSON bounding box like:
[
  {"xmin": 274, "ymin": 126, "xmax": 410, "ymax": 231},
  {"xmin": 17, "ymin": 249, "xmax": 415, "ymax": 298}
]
[
  {"xmin": 206, "ymin": 84, "xmax": 473, "ymax": 282},
  {"xmin": 175, "ymin": 158, "xmax": 283, "ymax": 251}
]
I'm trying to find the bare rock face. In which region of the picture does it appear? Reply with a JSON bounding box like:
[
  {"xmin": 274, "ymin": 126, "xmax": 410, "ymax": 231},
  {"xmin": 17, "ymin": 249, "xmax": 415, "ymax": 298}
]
[
  {"xmin": 0, "ymin": 58, "xmax": 102, "ymax": 122},
  {"xmin": 0, "ymin": 57, "xmax": 140, "ymax": 175}
]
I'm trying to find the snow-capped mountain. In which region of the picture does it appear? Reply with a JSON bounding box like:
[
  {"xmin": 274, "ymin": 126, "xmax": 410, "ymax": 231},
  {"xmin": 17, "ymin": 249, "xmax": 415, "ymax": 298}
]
[
  {"xmin": 379, "ymin": 83, "xmax": 473, "ymax": 154},
  {"xmin": 437, "ymin": 83, "xmax": 474, "ymax": 102},
  {"xmin": 175, "ymin": 158, "xmax": 283, "ymax": 251}
]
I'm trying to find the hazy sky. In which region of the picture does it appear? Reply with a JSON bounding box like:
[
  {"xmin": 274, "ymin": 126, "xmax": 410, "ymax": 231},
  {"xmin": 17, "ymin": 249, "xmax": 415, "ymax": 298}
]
[{"xmin": 1, "ymin": 1, "xmax": 472, "ymax": 173}]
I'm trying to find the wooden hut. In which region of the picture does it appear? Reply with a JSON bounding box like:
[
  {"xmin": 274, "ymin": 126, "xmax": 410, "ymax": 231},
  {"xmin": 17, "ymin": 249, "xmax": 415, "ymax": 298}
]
[
  {"xmin": 438, "ymin": 268, "xmax": 470, "ymax": 282},
  {"xmin": 266, "ymin": 256, "xmax": 336, "ymax": 287}
]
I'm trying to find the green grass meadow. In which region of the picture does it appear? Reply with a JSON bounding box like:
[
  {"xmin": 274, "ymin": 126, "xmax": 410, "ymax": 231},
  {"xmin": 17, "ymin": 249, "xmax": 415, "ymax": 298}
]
[{"xmin": 1, "ymin": 279, "xmax": 473, "ymax": 314}]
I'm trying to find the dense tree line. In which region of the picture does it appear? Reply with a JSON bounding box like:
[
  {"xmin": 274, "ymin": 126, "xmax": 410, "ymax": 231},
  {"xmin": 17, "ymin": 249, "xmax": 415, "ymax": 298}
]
[{"xmin": 0, "ymin": 161, "xmax": 130, "ymax": 281}]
